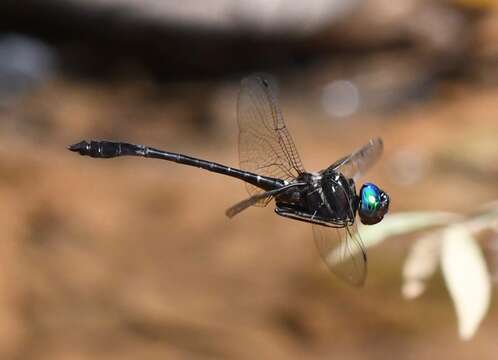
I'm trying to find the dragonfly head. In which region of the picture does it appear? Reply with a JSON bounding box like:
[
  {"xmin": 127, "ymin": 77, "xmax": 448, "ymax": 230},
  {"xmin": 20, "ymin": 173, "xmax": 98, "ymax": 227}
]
[{"xmin": 358, "ymin": 183, "xmax": 389, "ymax": 225}]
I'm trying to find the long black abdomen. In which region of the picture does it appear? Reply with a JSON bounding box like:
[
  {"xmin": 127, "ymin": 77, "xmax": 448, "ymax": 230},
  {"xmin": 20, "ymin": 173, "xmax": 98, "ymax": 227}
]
[{"xmin": 69, "ymin": 140, "xmax": 285, "ymax": 191}]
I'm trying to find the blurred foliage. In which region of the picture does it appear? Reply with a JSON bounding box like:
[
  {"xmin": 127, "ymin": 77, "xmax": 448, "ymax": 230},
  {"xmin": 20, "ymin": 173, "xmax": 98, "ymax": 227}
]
[{"xmin": 360, "ymin": 202, "xmax": 498, "ymax": 340}]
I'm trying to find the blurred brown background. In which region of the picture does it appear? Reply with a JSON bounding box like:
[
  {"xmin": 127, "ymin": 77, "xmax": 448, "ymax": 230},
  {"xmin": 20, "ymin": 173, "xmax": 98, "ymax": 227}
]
[{"xmin": 0, "ymin": 0, "xmax": 498, "ymax": 359}]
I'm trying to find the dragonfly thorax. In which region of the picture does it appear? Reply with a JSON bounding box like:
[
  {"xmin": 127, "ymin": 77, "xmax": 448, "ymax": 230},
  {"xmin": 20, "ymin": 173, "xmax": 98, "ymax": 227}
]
[
  {"xmin": 319, "ymin": 170, "xmax": 358, "ymax": 223},
  {"xmin": 274, "ymin": 170, "xmax": 357, "ymax": 227}
]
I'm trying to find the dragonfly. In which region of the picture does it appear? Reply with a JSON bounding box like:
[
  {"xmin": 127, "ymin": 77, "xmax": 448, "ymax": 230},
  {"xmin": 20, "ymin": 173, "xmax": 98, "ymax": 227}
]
[{"xmin": 69, "ymin": 74, "xmax": 389, "ymax": 286}]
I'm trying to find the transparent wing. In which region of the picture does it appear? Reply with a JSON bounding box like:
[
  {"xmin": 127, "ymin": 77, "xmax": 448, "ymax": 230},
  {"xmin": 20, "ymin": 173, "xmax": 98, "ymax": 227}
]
[
  {"xmin": 331, "ymin": 138, "xmax": 383, "ymax": 181},
  {"xmin": 226, "ymin": 182, "xmax": 306, "ymax": 218},
  {"xmin": 311, "ymin": 183, "xmax": 367, "ymax": 286},
  {"xmin": 226, "ymin": 193, "xmax": 275, "ymax": 218},
  {"xmin": 312, "ymin": 222, "xmax": 367, "ymax": 286},
  {"xmin": 237, "ymin": 74, "xmax": 305, "ymax": 206}
]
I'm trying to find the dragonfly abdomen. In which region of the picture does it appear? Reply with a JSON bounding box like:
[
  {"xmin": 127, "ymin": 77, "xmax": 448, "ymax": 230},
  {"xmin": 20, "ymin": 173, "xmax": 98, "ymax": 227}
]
[{"xmin": 69, "ymin": 140, "xmax": 285, "ymax": 191}]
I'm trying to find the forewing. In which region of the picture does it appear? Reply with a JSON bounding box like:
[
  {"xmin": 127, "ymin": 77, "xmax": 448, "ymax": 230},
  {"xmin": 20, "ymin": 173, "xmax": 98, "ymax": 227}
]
[
  {"xmin": 312, "ymin": 222, "xmax": 367, "ymax": 286},
  {"xmin": 237, "ymin": 74, "xmax": 305, "ymax": 205},
  {"xmin": 332, "ymin": 138, "xmax": 383, "ymax": 181}
]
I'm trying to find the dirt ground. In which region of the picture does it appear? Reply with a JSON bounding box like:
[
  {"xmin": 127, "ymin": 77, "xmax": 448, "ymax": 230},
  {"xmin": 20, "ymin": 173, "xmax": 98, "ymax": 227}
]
[{"xmin": 0, "ymin": 77, "xmax": 497, "ymax": 359}]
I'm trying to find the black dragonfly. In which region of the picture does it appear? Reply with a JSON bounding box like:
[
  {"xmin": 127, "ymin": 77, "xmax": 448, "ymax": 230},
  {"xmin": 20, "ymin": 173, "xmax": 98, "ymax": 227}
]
[{"xmin": 69, "ymin": 74, "xmax": 389, "ymax": 286}]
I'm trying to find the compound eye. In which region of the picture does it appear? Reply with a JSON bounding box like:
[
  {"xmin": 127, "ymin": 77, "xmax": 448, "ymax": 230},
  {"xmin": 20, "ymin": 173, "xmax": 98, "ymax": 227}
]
[
  {"xmin": 360, "ymin": 183, "xmax": 381, "ymax": 215},
  {"xmin": 358, "ymin": 183, "xmax": 388, "ymax": 225}
]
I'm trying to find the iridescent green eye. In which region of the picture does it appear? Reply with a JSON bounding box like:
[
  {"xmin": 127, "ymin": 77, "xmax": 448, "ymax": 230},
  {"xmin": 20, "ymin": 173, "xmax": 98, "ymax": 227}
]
[
  {"xmin": 360, "ymin": 183, "xmax": 381, "ymax": 214},
  {"xmin": 359, "ymin": 183, "xmax": 389, "ymax": 225}
]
